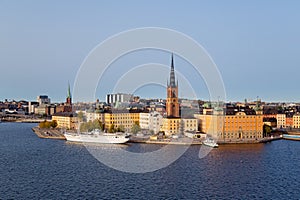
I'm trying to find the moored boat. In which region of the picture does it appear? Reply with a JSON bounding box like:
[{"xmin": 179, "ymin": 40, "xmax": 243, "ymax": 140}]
[
  {"xmin": 202, "ymin": 138, "xmax": 219, "ymax": 148},
  {"xmin": 282, "ymin": 134, "xmax": 300, "ymax": 141},
  {"xmin": 64, "ymin": 129, "xmax": 130, "ymax": 144}
]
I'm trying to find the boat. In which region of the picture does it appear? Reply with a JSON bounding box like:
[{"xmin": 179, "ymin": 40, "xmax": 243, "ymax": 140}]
[
  {"xmin": 282, "ymin": 134, "xmax": 300, "ymax": 141},
  {"xmin": 202, "ymin": 137, "xmax": 219, "ymax": 148},
  {"xmin": 64, "ymin": 129, "xmax": 130, "ymax": 144}
]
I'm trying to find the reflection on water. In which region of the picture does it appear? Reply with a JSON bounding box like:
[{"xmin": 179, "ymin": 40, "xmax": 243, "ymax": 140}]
[{"xmin": 1, "ymin": 123, "xmax": 300, "ymax": 199}]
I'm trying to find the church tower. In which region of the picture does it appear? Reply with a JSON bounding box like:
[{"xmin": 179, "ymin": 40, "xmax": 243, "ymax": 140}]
[
  {"xmin": 166, "ymin": 54, "xmax": 180, "ymax": 118},
  {"xmin": 66, "ymin": 82, "xmax": 72, "ymax": 105}
]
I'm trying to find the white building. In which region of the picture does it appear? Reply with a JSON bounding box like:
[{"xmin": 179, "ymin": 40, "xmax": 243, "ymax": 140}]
[
  {"xmin": 37, "ymin": 95, "xmax": 50, "ymax": 105},
  {"xmin": 76, "ymin": 110, "xmax": 104, "ymax": 122},
  {"xmin": 106, "ymin": 93, "xmax": 133, "ymax": 104},
  {"xmin": 139, "ymin": 111, "xmax": 163, "ymax": 134}
]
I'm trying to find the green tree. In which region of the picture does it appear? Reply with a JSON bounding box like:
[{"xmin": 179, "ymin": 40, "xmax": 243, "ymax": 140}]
[
  {"xmin": 131, "ymin": 123, "xmax": 141, "ymax": 134},
  {"xmin": 77, "ymin": 111, "xmax": 85, "ymax": 122},
  {"xmin": 117, "ymin": 125, "xmax": 125, "ymax": 133}
]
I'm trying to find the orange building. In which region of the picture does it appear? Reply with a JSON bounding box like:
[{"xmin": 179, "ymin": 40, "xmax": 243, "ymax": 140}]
[{"xmin": 195, "ymin": 106, "xmax": 263, "ymax": 142}]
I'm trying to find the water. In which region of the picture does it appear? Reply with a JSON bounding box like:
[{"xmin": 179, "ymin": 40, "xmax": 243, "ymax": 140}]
[{"xmin": 1, "ymin": 123, "xmax": 300, "ymax": 199}]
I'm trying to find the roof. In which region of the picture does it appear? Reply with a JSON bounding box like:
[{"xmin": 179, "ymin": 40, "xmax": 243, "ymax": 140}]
[{"xmin": 52, "ymin": 112, "xmax": 77, "ymax": 117}]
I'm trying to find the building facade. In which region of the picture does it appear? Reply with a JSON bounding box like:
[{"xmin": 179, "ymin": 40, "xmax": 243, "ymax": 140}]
[
  {"xmin": 103, "ymin": 110, "xmax": 141, "ymax": 131},
  {"xmin": 195, "ymin": 106, "xmax": 263, "ymax": 142},
  {"xmin": 139, "ymin": 111, "xmax": 163, "ymax": 134},
  {"xmin": 52, "ymin": 112, "xmax": 78, "ymax": 129},
  {"xmin": 106, "ymin": 93, "xmax": 133, "ymax": 104},
  {"xmin": 276, "ymin": 113, "xmax": 286, "ymax": 128}
]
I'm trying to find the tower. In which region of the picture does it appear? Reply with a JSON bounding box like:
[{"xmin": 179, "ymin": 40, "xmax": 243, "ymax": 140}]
[
  {"xmin": 66, "ymin": 82, "xmax": 72, "ymax": 105},
  {"xmin": 166, "ymin": 54, "xmax": 180, "ymax": 118}
]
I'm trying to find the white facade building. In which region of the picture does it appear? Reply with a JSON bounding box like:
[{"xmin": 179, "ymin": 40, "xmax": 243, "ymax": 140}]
[
  {"xmin": 106, "ymin": 93, "xmax": 133, "ymax": 104},
  {"xmin": 139, "ymin": 111, "xmax": 163, "ymax": 134}
]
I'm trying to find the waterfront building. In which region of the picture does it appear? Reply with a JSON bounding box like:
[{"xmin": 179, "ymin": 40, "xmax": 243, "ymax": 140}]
[
  {"xmin": 103, "ymin": 110, "xmax": 142, "ymax": 131},
  {"xmin": 52, "ymin": 112, "xmax": 78, "ymax": 129},
  {"xmin": 139, "ymin": 111, "xmax": 163, "ymax": 134},
  {"xmin": 276, "ymin": 113, "xmax": 286, "ymax": 128},
  {"xmin": 195, "ymin": 105, "xmax": 263, "ymax": 142},
  {"xmin": 286, "ymin": 114, "xmax": 293, "ymax": 129},
  {"xmin": 293, "ymin": 113, "xmax": 300, "ymax": 128},
  {"xmin": 161, "ymin": 118, "xmax": 198, "ymax": 135}
]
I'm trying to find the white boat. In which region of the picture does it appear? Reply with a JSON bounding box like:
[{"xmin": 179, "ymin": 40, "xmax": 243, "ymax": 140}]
[
  {"xmin": 64, "ymin": 129, "xmax": 130, "ymax": 144},
  {"xmin": 202, "ymin": 138, "xmax": 219, "ymax": 148}
]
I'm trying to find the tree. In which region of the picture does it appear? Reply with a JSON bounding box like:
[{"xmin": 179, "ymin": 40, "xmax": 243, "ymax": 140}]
[
  {"xmin": 263, "ymin": 124, "xmax": 272, "ymax": 137},
  {"xmin": 117, "ymin": 125, "xmax": 125, "ymax": 133},
  {"xmin": 39, "ymin": 120, "xmax": 51, "ymax": 128},
  {"xmin": 50, "ymin": 120, "xmax": 58, "ymax": 128},
  {"xmin": 77, "ymin": 111, "xmax": 85, "ymax": 122},
  {"xmin": 131, "ymin": 123, "xmax": 141, "ymax": 134},
  {"xmin": 108, "ymin": 124, "xmax": 116, "ymax": 133}
]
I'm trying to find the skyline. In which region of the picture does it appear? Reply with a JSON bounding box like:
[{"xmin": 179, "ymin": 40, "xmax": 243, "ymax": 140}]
[{"xmin": 1, "ymin": 1, "xmax": 300, "ymax": 102}]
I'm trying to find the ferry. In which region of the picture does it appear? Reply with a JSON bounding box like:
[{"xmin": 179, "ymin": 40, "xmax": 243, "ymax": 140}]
[
  {"xmin": 282, "ymin": 134, "xmax": 300, "ymax": 141},
  {"xmin": 202, "ymin": 138, "xmax": 219, "ymax": 148},
  {"xmin": 64, "ymin": 129, "xmax": 130, "ymax": 144}
]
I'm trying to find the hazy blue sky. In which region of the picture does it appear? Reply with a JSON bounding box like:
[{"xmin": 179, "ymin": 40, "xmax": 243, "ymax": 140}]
[{"xmin": 1, "ymin": 0, "xmax": 300, "ymax": 102}]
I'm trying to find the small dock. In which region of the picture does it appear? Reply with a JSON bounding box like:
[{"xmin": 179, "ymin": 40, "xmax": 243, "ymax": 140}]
[
  {"xmin": 129, "ymin": 136, "xmax": 202, "ymax": 145},
  {"xmin": 32, "ymin": 127, "xmax": 66, "ymax": 140}
]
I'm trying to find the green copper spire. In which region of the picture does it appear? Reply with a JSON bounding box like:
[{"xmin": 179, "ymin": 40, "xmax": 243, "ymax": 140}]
[{"xmin": 67, "ymin": 82, "xmax": 72, "ymax": 99}]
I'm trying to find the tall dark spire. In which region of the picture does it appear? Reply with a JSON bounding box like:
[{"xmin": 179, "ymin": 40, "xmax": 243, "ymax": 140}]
[
  {"xmin": 67, "ymin": 82, "xmax": 72, "ymax": 99},
  {"xmin": 169, "ymin": 54, "xmax": 176, "ymax": 87}
]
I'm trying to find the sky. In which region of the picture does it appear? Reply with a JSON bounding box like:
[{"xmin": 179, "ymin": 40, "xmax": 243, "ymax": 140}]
[{"xmin": 1, "ymin": 0, "xmax": 300, "ymax": 102}]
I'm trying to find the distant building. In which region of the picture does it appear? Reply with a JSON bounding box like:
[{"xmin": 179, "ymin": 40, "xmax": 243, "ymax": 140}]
[
  {"xmin": 56, "ymin": 83, "xmax": 72, "ymax": 113},
  {"xmin": 37, "ymin": 95, "xmax": 50, "ymax": 105},
  {"xmin": 106, "ymin": 93, "xmax": 133, "ymax": 104},
  {"xmin": 28, "ymin": 101, "xmax": 39, "ymax": 114}
]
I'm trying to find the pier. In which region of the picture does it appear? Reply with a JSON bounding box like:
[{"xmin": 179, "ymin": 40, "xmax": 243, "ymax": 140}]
[{"xmin": 32, "ymin": 127, "xmax": 66, "ymax": 140}]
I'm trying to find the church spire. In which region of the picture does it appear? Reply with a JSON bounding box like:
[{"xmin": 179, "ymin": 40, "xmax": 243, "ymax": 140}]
[
  {"xmin": 169, "ymin": 53, "xmax": 176, "ymax": 87},
  {"xmin": 67, "ymin": 82, "xmax": 71, "ymax": 99}
]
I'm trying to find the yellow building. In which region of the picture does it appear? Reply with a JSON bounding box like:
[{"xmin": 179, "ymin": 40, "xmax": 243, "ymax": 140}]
[
  {"xmin": 52, "ymin": 112, "xmax": 78, "ymax": 129},
  {"xmin": 103, "ymin": 110, "xmax": 141, "ymax": 131},
  {"xmin": 161, "ymin": 118, "xmax": 198, "ymax": 136},
  {"xmin": 195, "ymin": 106, "xmax": 263, "ymax": 142},
  {"xmin": 293, "ymin": 113, "xmax": 300, "ymax": 128}
]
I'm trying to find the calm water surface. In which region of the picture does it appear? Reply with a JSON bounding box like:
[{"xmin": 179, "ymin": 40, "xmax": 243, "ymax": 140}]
[{"xmin": 0, "ymin": 123, "xmax": 300, "ymax": 199}]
